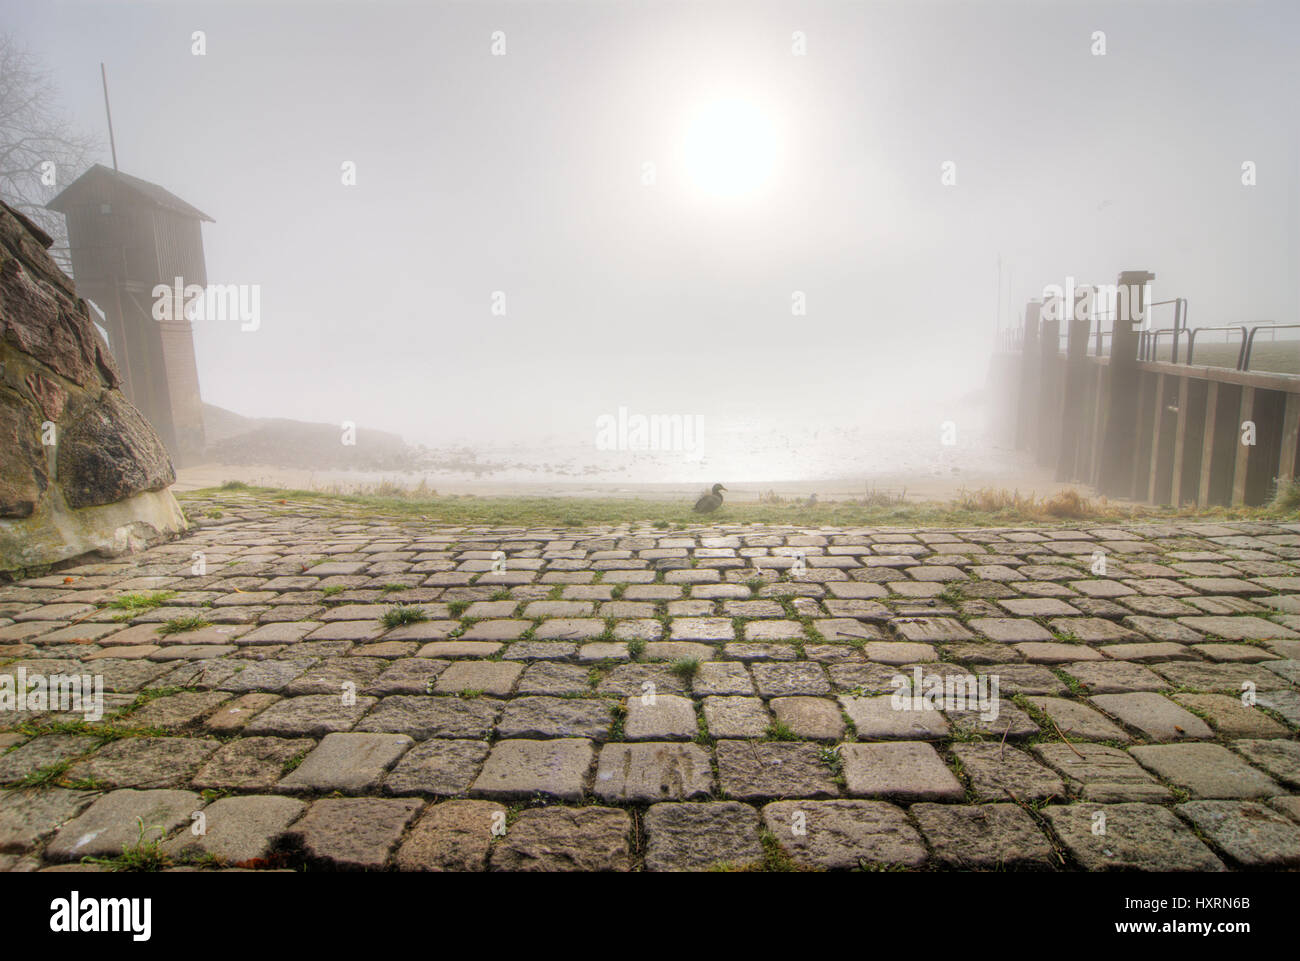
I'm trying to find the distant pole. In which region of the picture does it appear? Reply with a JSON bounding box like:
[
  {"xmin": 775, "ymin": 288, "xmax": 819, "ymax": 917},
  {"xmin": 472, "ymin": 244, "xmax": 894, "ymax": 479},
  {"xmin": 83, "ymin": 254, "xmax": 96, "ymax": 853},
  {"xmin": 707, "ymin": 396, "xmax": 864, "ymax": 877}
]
[
  {"xmin": 995, "ymin": 253, "xmax": 1003, "ymax": 338},
  {"xmin": 101, "ymin": 62, "xmax": 118, "ymax": 170}
]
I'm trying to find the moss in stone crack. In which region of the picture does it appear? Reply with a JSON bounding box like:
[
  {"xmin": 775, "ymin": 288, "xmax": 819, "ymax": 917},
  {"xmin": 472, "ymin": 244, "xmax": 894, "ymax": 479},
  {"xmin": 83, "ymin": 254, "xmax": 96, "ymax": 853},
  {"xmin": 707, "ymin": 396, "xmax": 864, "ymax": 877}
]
[
  {"xmin": 14, "ymin": 759, "xmax": 74, "ymax": 788},
  {"xmin": 608, "ymin": 701, "xmax": 627, "ymax": 740},
  {"xmin": 380, "ymin": 604, "xmax": 427, "ymax": 628},
  {"xmin": 669, "ymin": 657, "xmax": 700, "ymax": 681},
  {"xmin": 764, "ymin": 720, "xmax": 799, "ymax": 741},
  {"xmin": 694, "ymin": 712, "xmax": 713, "ymax": 746},
  {"xmin": 817, "ymin": 745, "xmax": 845, "ymax": 787},
  {"xmin": 157, "ymin": 614, "xmax": 210, "ymax": 635},
  {"xmin": 102, "ymin": 590, "xmax": 176, "ymax": 612},
  {"xmin": 84, "ymin": 817, "xmax": 171, "ymax": 872}
]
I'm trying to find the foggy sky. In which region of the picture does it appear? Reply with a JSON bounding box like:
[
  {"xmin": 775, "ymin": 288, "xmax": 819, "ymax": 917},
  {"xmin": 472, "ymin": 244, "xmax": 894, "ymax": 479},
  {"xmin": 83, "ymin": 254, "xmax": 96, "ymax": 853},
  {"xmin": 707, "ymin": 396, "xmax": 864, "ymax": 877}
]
[{"xmin": 6, "ymin": 0, "xmax": 1297, "ymax": 448}]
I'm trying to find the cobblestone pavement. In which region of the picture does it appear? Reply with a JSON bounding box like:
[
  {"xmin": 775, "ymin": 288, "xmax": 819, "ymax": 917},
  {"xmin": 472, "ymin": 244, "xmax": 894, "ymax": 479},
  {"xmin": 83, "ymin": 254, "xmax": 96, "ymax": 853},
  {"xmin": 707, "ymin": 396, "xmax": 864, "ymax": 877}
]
[{"xmin": 3, "ymin": 495, "xmax": 1300, "ymax": 871}]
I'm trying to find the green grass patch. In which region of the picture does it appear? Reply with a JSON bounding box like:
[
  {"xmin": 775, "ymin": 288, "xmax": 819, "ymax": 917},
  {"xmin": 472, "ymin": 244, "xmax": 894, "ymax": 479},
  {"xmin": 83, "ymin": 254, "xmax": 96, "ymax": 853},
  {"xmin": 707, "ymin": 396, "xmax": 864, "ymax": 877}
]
[
  {"xmin": 608, "ymin": 702, "xmax": 627, "ymax": 740},
  {"xmin": 764, "ymin": 720, "xmax": 799, "ymax": 741},
  {"xmin": 104, "ymin": 591, "xmax": 176, "ymax": 612},
  {"xmin": 84, "ymin": 817, "xmax": 172, "ymax": 872},
  {"xmin": 15, "ymin": 760, "xmax": 74, "ymax": 789},
  {"xmin": 669, "ymin": 657, "xmax": 701, "ymax": 681},
  {"xmin": 380, "ymin": 604, "xmax": 428, "ymax": 628},
  {"xmin": 180, "ymin": 483, "xmax": 1300, "ymax": 530},
  {"xmin": 157, "ymin": 615, "xmax": 210, "ymax": 635}
]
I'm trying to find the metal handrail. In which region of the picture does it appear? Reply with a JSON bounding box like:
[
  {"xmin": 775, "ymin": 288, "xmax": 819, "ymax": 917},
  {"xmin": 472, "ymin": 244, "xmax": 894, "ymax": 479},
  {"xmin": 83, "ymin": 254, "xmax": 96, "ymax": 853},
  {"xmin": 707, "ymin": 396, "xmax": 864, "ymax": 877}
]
[
  {"xmin": 1140, "ymin": 299, "xmax": 1188, "ymax": 361},
  {"xmin": 1168, "ymin": 298, "xmax": 1187, "ymax": 362},
  {"xmin": 999, "ymin": 285, "xmax": 1298, "ymax": 377},
  {"xmin": 1090, "ymin": 297, "xmax": 1188, "ymax": 359},
  {"xmin": 1241, "ymin": 324, "xmax": 1300, "ymax": 371},
  {"xmin": 1186, "ymin": 325, "xmax": 1248, "ymax": 370},
  {"xmin": 1140, "ymin": 326, "xmax": 1190, "ymax": 362}
]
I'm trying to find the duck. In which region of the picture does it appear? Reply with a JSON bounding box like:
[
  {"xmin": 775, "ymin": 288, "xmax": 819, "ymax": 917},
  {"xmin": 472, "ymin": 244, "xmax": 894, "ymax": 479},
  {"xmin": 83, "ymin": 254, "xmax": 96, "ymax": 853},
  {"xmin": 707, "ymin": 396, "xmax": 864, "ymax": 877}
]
[{"xmin": 693, "ymin": 483, "xmax": 727, "ymax": 513}]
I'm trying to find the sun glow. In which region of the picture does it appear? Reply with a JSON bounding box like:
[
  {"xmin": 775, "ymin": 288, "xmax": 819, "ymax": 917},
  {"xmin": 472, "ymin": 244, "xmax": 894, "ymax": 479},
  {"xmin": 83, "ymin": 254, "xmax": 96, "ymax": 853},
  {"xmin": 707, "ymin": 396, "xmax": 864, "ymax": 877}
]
[{"xmin": 682, "ymin": 98, "xmax": 778, "ymax": 199}]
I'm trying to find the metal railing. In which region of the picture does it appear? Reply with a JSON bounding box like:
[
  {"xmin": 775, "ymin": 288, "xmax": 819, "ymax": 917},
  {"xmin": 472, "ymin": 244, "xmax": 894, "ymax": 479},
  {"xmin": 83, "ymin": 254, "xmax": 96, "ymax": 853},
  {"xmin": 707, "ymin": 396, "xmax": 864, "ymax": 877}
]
[
  {"xmin": 1000, "ymin": 290, "xmax": 1297, "ymax": 375},
  {"xmin": 1090, "ymin": 299, "xmax": 1186, "ymax": 359},
  {"xmin": 1185, "ymin": 325, "xmax": 1248, "ymax": 369},
  {"xmin": 1140, "ymin": 326, "xmax": 1190, "ymax": 362},
  {"xmin": 1138, "ymin": 323, "xmax": 1296, "ymax": 372},
  {"xmin": 1144, "ymin": 299, "xmax": 1188, "ymax": 361},
  {"xmin": 1242, "ymin": 324, "xmax": 1300, "ymax": 372}
]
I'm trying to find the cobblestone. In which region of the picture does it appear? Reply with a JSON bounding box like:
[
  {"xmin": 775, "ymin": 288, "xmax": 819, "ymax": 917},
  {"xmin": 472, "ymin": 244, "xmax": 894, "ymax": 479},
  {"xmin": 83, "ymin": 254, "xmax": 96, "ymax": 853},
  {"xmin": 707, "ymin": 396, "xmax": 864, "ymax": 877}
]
[{"xmin": 3, "ymin": 504, "xmax": 1297, "ymax": 870}]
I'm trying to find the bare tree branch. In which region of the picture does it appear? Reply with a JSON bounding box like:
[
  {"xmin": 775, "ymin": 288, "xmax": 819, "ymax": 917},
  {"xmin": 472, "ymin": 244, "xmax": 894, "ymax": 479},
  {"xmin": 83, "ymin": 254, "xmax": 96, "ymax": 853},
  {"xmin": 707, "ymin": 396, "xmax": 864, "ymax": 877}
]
[{"xmin": 0, "ymin": 32, "xmax": 102, "ymax": 274}]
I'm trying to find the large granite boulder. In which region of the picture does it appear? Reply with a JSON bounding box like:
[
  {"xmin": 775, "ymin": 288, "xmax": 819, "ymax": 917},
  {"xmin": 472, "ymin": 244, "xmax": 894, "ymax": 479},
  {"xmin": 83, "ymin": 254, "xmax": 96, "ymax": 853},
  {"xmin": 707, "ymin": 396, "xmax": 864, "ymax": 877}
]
[{"xmin": 0, "ymin": 200, "xmax": 185, "ymax": 572}]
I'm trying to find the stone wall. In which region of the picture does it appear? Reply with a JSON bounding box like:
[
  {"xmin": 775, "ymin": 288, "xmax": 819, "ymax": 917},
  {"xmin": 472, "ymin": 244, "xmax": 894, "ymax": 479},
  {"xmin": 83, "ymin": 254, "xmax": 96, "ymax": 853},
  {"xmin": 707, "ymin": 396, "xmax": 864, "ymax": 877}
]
[{"xmin": 0, "ymin": 200, "xmax": 185, "ymax": 573}]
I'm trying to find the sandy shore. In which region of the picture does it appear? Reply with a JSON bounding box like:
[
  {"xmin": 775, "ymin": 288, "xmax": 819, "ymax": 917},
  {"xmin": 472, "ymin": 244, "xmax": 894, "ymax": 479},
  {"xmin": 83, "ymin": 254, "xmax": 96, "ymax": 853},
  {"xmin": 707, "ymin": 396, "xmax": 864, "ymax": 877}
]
[{"xmin": 174, "ymin": 453, "xmax": 1101, "ymax": 503}]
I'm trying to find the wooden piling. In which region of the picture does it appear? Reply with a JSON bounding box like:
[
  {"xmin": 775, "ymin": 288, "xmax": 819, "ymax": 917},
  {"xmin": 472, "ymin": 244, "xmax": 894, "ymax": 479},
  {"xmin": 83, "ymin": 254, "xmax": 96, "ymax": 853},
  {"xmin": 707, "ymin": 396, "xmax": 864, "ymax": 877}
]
[
  {"xmin": 1279, "ymin": 392, "xmax": 1300, "ymax": 486},
  {"xmin": 1098, "ymin": 271, "xmax": 1154, "ymax": 497},
  {"xmin": 1016, "ymin": 301, "xmax": 1042, "ymax": 451},
  {"xmin": 1037, "ymin": 304, "xmax": 1061, "ymax": 467},
  {"xmin": 1056, "ymin": 291, "xmax": 1091, "ymax": 481},
  {"xmin": 1146, "ymin": 373, "xmax": 1167, "ymax": 503},
  {"xmin": 1231, "ymin": 386, "xmax": 1255, "ymax": 506},
  {"xmin": 1170, "ymin": 376, "xmax": 1190, "ymax": 506},
  {"xmin": 1198, "ymin": 381, "xmax": 1219, "ymax": 507}
]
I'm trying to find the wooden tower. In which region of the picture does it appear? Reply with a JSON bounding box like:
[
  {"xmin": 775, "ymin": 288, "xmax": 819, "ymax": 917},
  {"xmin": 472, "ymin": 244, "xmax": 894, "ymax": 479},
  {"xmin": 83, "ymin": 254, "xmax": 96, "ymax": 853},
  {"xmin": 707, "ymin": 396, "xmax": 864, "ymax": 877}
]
[{"xmin": 47, "ymin": 164, "xmax": 210, "ymax": 464}]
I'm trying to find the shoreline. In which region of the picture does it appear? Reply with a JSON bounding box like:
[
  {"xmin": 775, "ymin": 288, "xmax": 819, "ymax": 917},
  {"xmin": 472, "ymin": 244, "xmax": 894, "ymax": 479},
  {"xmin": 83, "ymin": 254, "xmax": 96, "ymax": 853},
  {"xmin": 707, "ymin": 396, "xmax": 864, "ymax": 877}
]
[{"xmin": 174, "ymin": 458, "xmax": 1106, "ymax": 504}]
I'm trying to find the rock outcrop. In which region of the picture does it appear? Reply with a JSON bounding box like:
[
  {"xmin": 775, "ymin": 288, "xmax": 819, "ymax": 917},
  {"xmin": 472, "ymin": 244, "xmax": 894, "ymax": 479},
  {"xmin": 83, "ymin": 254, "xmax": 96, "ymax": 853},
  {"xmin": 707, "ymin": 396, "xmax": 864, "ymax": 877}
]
[{"xmin": 0, "ymin": 200, "xmax": 185, "ymax": 572}]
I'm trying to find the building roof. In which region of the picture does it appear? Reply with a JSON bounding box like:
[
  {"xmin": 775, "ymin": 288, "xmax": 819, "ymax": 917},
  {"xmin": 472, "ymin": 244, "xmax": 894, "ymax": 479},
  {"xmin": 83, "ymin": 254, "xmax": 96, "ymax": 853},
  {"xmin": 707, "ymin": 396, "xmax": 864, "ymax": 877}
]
[{"xmin": 46, "ymin": 164, "xmax": 214, "ymax": 222}]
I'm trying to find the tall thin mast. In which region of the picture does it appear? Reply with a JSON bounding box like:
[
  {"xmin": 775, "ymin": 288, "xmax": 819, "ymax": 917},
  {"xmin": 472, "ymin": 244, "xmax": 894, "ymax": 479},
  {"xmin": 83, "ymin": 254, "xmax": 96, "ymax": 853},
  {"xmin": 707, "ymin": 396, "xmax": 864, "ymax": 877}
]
[{"xmin": 101, "ymin": 62, "xmax": 118, "ymax": 170}]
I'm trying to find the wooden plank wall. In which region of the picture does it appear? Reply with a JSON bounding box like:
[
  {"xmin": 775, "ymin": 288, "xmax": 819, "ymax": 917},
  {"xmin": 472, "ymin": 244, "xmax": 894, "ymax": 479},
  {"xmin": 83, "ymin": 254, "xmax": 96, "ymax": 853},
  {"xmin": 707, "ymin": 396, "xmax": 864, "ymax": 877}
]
[{"xmin": 1005, "ymin": 281, "xmax": 1300, "ymax": 507}]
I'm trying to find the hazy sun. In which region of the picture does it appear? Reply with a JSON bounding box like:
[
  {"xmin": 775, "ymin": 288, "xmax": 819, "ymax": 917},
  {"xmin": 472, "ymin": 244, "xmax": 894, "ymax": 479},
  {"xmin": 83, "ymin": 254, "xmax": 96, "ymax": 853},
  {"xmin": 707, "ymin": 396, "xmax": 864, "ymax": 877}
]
[{"xmin": 682, "ymin": 98, "xmax": 777, "ymax": 198}]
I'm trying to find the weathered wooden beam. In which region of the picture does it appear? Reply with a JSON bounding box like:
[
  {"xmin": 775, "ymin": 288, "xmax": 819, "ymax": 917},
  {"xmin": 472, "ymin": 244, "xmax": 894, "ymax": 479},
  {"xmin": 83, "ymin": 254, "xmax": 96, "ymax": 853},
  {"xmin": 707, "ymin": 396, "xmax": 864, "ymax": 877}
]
[
  {"xmin": 1198, "ymin": 381, "xmax": 1219, "ymax": 507},
  {"xmin": 1038, "ymin": 308, "xmax": 1061, "ymax": 466},
  {"xmin": 1056, "ymin": 293, "xmax": 1091, "ymax": 482},
  {"xmin": 1147, "ymin": 373, "xmax": 1166, "ymax": 504},
  {"xmin": 1139, "ymin": 359, "xmax": 1300, "ymax": 393},
  {"xmin": 1088, "ymin": 364, "xmax": 1107, "ymax": 486},
  {"xmin": 1099, "ymin": 270, "xmax": 1154, "ymax": 497},
  {"xmin": 1231, "ymin": 386, "xmax": 1255, "ymax": 506},
  {"xmin": 1016, "ymin": 301, "xmax": 1042, "ymax": 452},
  {"xmin": 1170, "ymin": 376, "xmax": 1189, "ymax": 506},
  {"xmin": 1279, "ymin": 391, "xmax": 1300, "ymax": 486},
  {"xmin": 1131, "ymin": 371, "xmax": 1151, "ymax": 498}
]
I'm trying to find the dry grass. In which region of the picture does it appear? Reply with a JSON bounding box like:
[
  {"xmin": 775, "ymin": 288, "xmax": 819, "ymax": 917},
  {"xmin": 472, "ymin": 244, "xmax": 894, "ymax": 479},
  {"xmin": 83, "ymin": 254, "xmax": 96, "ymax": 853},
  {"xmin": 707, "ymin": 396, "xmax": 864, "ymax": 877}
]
[
  {"xmin": 951, "ymin": 487, "xmax": 1106, "ymax": 520},
  {"xmin": 756, "ymin": 487, "xmax": 907, "ymax": 508},
  {"xmin": 190, "ymin": 481, "xmax": 1295, "ymax": 529},
  {"xmin": 1273, "ymin": 479, "xmax": 1300, "ymax": 513},
  {"xmin": 1041, "ymin": 489, "xmax": 1095, "ymax": 519}
]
